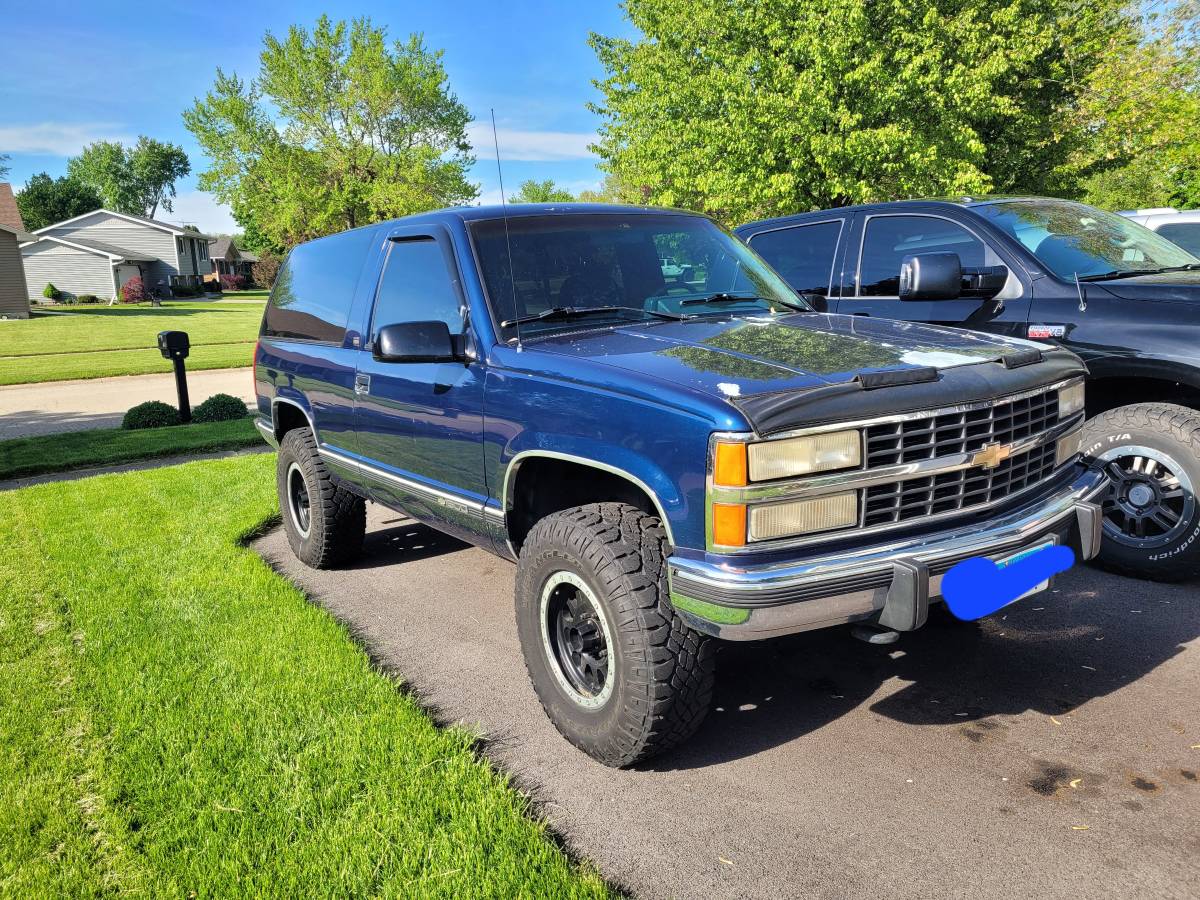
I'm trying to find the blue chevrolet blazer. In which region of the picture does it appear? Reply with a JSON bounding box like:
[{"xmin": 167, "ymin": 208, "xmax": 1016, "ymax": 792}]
[{"xmin": 254, "ymin": 203, "xmax": 1106, "ymax": 766}]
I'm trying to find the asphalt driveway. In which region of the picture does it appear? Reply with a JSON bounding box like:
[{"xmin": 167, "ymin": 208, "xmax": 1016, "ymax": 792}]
[{"xmin": 254, "ymin": 508, "xmax": 1200, "ymax": 899}]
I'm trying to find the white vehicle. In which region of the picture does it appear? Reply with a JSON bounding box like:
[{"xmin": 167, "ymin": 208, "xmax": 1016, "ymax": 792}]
[{"xmin": 1119, "ymin": 207, "xmax": 1200, "ymax": 255}]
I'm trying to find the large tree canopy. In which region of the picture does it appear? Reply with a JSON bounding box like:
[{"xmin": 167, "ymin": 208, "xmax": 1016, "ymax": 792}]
[
  {"xmin": 67, "ymin": 137, "xmax": 190, "ymax": 218},
  {"xmin": 590, "ymin": 0, "xmax": 1132, "ymax": 224},
  {"xmin": 15, "ymin": 173, "xmax": 103, "ymax": 230},
  {"xmin": 507, "ymin": 179, "xmax": 575, "ymax": 203},
  {"xmin": 184, "ymin": 16, "xmax": 477, "ymax": 249}
]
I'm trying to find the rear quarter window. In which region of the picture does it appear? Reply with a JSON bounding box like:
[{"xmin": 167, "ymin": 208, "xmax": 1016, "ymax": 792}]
[
  {"xmin": 262, "ymin": 227, "xmax": 378, "ymax": 343},
  {"xmin": 1155, "ymin": 222, "xmax": 1200, "ymax": 256}
]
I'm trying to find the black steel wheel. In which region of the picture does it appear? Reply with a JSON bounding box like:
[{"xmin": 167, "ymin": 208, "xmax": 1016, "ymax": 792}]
[
  {"xmin": 276, "ymin": 427, "xmax": 366, "ymax": 569},
  {"xmin": 541, "ymin": 571, "xmax": 613, "ymax": 706}
]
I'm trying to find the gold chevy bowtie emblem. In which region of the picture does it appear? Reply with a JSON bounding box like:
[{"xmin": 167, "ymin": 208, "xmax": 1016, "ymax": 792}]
[{"xmin": 972, "ymin": 442, "xmax": 1013, "ymax": 469}]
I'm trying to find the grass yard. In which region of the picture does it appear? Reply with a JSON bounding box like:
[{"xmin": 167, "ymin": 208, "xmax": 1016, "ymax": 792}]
[
  {"xmin": 0, "ymin": 455, "xmax": 610, "ymax": 897},
  {"xmin": 0, "ymin": 301, "xmax": 263, "ymax": 385},
  {"xmin": 0, "ymin": 418, "xmax": 262, "ymax": 480}
]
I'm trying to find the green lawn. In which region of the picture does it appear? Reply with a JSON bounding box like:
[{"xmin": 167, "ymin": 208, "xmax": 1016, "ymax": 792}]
[
  {"xmin": 0, "ymin": 301, "xmax": 263, "ymax": 385},
  {"xmin": 0, "ymin": 418, "xmax": 262, "ymax": 480},
  {"xmin": 0, "ymin": 455, "xmax": 610, "ymax": 897}
]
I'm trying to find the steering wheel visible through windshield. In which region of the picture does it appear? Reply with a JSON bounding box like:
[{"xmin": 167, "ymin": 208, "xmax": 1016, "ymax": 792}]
[
  {"xmin": 974, "ymin": 198, "xmax": 1200, "ymax": 280},
  {"xmin": 469, "ymin": 212, "xmax": 807, "ymax": 336}
]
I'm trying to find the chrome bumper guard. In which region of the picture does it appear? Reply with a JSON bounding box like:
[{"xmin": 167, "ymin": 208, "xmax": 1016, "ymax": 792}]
[{"xmin": 668, "ymin": 468, "xmax": 1108, "ymax": 641}]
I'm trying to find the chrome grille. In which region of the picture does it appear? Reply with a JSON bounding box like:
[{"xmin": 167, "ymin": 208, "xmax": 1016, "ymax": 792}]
[
  {"xmin": 863, "ymin": 442, "xmax": 1059, "ymax": 527},
  {"xmin": 865, "ymin": 389, "xmax": 1060, "ymax": 467}
]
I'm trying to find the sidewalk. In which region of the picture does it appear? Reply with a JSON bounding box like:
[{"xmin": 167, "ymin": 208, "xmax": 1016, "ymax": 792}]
[{"xmin": 0, "ymin": 368, "xmax": 255, "ymax": 439}]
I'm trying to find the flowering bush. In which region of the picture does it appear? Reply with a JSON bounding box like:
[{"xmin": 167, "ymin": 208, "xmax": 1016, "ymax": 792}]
[
  {"xmin": 220, "ymin": 274, "xmax": 247, "ymax": 291},
  {"xmin": 121, "ymin": 276, "xmax": 147, "ymax": 304}
]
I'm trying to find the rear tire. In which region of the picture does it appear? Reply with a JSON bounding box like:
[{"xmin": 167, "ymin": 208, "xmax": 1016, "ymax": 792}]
[
  {"xmin": 1083, "ymin": 403, "xmax": 1200, "ymax": 582},
  {"xmin": 277, "ymin": 427, "xmax": 366, "ymax": 569},
  {"xmin": 515, "ymin": 503, "xmax": 716, "ymax": 767}
]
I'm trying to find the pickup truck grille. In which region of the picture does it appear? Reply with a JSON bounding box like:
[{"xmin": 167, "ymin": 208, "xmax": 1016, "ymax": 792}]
[
  {"xmin": 865, "ymin": 389, "xmax": 1060, "ymax": 467},
  {"xmin": 862, "ymin": 441, "xmax": 1058, "ymax": 527}
]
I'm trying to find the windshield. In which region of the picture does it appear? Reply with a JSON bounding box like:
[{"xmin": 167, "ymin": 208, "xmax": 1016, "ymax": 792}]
[
  {"xmin": 469, "ymin": 213, "xmax": 807, "ymax": 336},
  {"xmin": 974, "ymin": 199, "xmax": 1200, "ymax": 280}
]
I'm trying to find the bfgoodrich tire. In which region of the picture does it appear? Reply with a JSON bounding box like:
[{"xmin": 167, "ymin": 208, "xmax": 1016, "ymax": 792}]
[
  {"xmin": 277, "ymin": 427, "xmax": 366, "ymax": 569},
  {"xmin": 515, "ymin": 503, "xmax": 716, "ymax": 767},
  {"xmin": 1083, "ymin": 403, "xmax": 1200, "ymax": 582}
]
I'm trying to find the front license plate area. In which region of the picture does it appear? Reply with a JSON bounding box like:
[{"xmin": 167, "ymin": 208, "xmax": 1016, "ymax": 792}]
[{"xmin": 993, "ymin": 538, "xmax": 1057, "ymax": 602}]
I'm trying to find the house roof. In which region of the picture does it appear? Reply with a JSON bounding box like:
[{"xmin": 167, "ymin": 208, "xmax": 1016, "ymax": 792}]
[
  {"xmin": 0, "ymin": 223, "xmax": 36, "ymax": 242},
  {"xmin": 0, "ymin": 183, "xmax": 24, "ymax": 232},
  {"xmin": 23, "ymin": 234, "xmax": 156, "ymax": 262},
  {"xmin": 240, "ymin": 251, "xmax": 259, "ymax": 263},
  {"xmin": 209, "ymin": 237, "xmax": 236, "ymax": 258},
  {"xmin": 34, "ymin": 208, "xmax": 215, "ymax": 239}
]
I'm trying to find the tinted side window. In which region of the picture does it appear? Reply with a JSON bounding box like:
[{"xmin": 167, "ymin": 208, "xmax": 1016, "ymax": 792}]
[
  {"xmin": 858, "ymin": 216, "xmax": 986, "ymax": 296},
  {"xmin": 263, "ymin": 228, "xmax": 376, "ymax": 342},
  {"xmin": 371, "ymin": 238, "xmax": 463, "ymax": 334},
  {"xmin": 748, "ymin": 221, "xmax": 842, "ymax": 295},
  {"xmin": 1155, "ymin": 222, "xmax": 1200, "ymax": 256}
]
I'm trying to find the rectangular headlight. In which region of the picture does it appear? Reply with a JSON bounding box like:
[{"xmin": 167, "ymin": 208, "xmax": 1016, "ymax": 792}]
[
  {"xmin": 1056, "ymin": 429, "xmax": 1083, "ymax": 467},
  {"xmin": 1058, "ymin": 382, "xmax": 1085, "ymax": 419},
  {"xmin": 748, "ymin": 430, "xmax": 861, "ymax": 481},
  {"xmin": 748, "ymin": 491, "xmax": 858, "ymax": 541}
]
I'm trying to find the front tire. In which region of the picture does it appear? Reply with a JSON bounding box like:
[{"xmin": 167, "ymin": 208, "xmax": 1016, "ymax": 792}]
[
  {"xmin": 1083, "ymin": 403, "xmax": 1200, "ymax": 582},
  {"xmin": 277, "ymin": 427, "xmax": 366, "ymax": 569},
  {"xmin": 515, "ymin": 503, "xmax": 716, "ymax": 767}
]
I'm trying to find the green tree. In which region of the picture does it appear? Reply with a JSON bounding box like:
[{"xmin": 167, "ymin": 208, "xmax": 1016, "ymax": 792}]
[
  {"xmin": 577, "ymin": 174, "xmax": 643, "ymax": 204},
  {"xmin": 184, "ymin": 15, "xmax": 477, "ymax": 249},
  {"xmin": 67, "ymin": 137, "xmax": 190, "ymax": 217},
  {"xmin": 15, "ymin": 173, "xmax": 103, "ymax": 230},
  {"xmin": 507, "ymin": 179, "xmax": 575, "ymax": 203},
  {"xmin": 590, "ymin": 0, "xmax": 1128, "ymax": 225},
  {"xmin": 0, "ymin": 154, "xmax": 9, "ymax": 180}
]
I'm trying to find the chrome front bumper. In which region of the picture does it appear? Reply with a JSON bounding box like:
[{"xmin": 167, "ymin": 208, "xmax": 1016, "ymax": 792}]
[{"xmin": 668, "ymin": 468, "xmax": 1108, "ymax": 641}]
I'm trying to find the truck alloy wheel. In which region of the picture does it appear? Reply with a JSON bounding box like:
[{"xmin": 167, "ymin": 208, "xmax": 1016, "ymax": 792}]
[
  {"xmin": 1083, "ymin": 403, "xmax": 1200, "ymax": 582},
  {"xmin": 515, "ymin": 503, "xmax": 716, "ymax": 767}
]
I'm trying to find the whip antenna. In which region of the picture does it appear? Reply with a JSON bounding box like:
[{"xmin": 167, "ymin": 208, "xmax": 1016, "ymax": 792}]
[{"xmin": 491, "ymin": 109, "xmax": 522, "ymax": 350}]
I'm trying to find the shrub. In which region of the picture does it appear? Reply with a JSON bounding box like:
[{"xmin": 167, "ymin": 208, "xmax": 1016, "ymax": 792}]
[
  {"xmin": 219, "ymin": 273, "xmax": 247, "ymax": 292},
  {"xmin": 43, "ymin": 283, "xmax": 60, "ymax": 300},
  {"xmin": 251, "ymin": 252, "xmax": 281, "ymax": 289},
  {"xmin": 192, "ymin": 393, "xmax": 250, "ymax": 423},
  {"xmin": 122, "ymin": 401, "xmax": 180, "ymax": 430},
  {"xmin": 76, "ymin": 294, "xmax": 100, "ymax": 304},
  {"xmin": 171, "ymin": 283, "xmax": 201, "ymax": 298},
  {"xmin": 121, "ymin": 276, "xmax": 147, "ymax": 304}
]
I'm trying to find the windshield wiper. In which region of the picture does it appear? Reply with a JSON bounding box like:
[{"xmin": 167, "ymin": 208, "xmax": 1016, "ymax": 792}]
[
  {"xmin": 500, "ymin": 305, "xmax": 685, "ymax": 328},
  {"xmin": 679, "ymin": 292, "xmax": 809, "ymax": 311},
  {"xmin": 1078, "ymin": 265, "xmax": 1199, "ymax": 282}
]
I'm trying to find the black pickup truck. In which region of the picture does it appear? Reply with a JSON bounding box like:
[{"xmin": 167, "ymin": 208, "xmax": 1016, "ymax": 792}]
[{"xmin": 737, "ymin": 198, "xmax": 1200, "ymax": 582}]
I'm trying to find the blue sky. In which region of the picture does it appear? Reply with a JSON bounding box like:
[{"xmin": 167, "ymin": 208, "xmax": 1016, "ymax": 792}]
[{"xmin": 0, "ymin": 0, "xmax": 636, "ymax": 232}]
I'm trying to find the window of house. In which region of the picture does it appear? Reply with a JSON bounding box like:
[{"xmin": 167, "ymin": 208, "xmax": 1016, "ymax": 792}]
[{"xmin": 858, "ymin": 215, "xmax": 988, "ymax": 296}]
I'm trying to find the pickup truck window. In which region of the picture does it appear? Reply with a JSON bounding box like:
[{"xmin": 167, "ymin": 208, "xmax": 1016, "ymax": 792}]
[
  {"xmin": 1156, "ymin": 222, "xmax": 1200, "ymax": 256},
  {"xmin": 470, "ymin": 213, "xmax": 803, "ymax": 335},
  {"xmin": 973, "ymin": 199, "xmax": 1198, "ymax": 280},
  {"xmin": 262, "ymin": 227, "xmax": 377, "ymax": 343},
  {"xmin": 858, "ymin": 215, "xmax": 986, "ymax": 296},
  {"xmin": 747, "ymin": 220, "xmax": 842, "ymax": 296},
  {"xmin": 371, "ymin": 238, "xmax": 463, "ymax": 333}
]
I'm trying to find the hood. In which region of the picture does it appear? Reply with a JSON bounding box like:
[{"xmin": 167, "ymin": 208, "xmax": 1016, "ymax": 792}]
[
  {"xmin": 1092, "ymin": 269, "xmax": 1200, "ymax": 302},
  {"xmin": 526, "ymin": 312, "xmax": 1047, "ymax": 401}
]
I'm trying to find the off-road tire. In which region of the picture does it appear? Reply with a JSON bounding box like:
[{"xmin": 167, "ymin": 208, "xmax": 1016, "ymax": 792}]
[
  {"xmin": 1083, "ymin": 403, "xmax": 1200, "ymax": 582},
  {"xmin": 515, "ymin": 503, "xmax": 716, "ymax": 767},
  {"xmin": 277, "ymin": 427, "xmax": 366, "ymax": 569}
]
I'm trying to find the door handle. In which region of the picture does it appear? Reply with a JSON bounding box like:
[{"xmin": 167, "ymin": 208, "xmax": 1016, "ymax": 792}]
[
  {"xmin": 851, "ymin": 312, "xmax": 871, "ymax": 317},
  {"xmin": 354, "ymin": 374, "xmax": 371, "ymax": 396}
]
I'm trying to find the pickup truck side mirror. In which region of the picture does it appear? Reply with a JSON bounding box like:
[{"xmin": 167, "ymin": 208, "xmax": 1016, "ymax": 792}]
[
  {"xmin": 374, "ymin": 321, "xmax": 462, "ymax": 363},
  {"xmin": 899, "ymin": 253, "xmax": 962, "ymax": 301}
]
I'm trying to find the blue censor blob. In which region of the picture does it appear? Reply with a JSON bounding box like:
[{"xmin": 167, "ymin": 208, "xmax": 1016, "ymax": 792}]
[{"xmin": 941, "ymin": 544, "xmax": 1076, "ymax": 621}]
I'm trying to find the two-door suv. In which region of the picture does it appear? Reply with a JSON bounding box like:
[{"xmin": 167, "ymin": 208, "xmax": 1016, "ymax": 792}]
[
  {"xmin": 737, "ymin": 198, "xmax": 1200, "ymax": 581},
  {"xmin": 254, "ymin": 204, "xmax": 1106, "ymax": 766}
]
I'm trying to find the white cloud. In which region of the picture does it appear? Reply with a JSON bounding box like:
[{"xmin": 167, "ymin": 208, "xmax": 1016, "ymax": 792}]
[
  {"xmin": 0, "ymin": 122, "xmax": 135, "ymax": 157},
  {"xmin": 159, "ymin": 191, "xmax": 239, "ymax": 234},
  {"xmin": 467, "ymin": 123, "xmax": 597, "ymax": 161}
]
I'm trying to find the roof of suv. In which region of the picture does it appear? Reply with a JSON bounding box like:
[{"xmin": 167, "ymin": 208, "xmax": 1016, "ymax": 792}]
[
  {"xmin": 736, "ymin": 196, "xmax": 1067, "ymax": 233},
  {"xmin": 389, "ymin": 202, "xmax": 706, "ymax": 229}
]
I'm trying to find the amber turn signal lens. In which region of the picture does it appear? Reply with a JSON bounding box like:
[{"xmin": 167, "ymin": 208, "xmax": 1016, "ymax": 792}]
[
  {"xmin": 713, "ymin": 442, "xmax": 748, "ymax": 487},
  {"xmin": 712, "ymin": 503, "xmax": 747, "ymax": 547}
]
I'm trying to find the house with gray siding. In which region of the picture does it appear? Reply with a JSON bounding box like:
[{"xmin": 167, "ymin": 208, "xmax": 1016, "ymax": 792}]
[
  {"xmin": 0, "ymin": 184, "xmax": 34, "ymax": 318},
  {"xmin": 21, "ymin": 209, "xmax": 213, "ymax": 301}
]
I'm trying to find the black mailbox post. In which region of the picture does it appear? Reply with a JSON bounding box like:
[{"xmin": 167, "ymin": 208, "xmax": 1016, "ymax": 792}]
[{"xmin": 157, "ymin": 330, "xmax": 192, "ymax": 423}]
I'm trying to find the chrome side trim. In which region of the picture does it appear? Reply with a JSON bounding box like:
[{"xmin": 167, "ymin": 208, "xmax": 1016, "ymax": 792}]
[
  {"xmin": 502, "ymin": 450, "xmax": 677, "ymax": 547},
  {"xmin": 319, "ymin": 447, "xmax": 487, "ymax": 518},
  {"xmin": 254, "ymin": 417, "xmax": 279, "ymax": 448}
]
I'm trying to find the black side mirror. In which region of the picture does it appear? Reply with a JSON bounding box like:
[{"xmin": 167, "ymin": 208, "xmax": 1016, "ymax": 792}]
[
  {"xmin": 374, "ymin": 321, "xmax": 461, "ymax": 363},
  {"xmin": 899, "ymin": 253, "xmax": 962, "ymax": 301},
  {"xmin": 962, "ymin": 264, "xmax": 1009, "ymax": 298}
]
